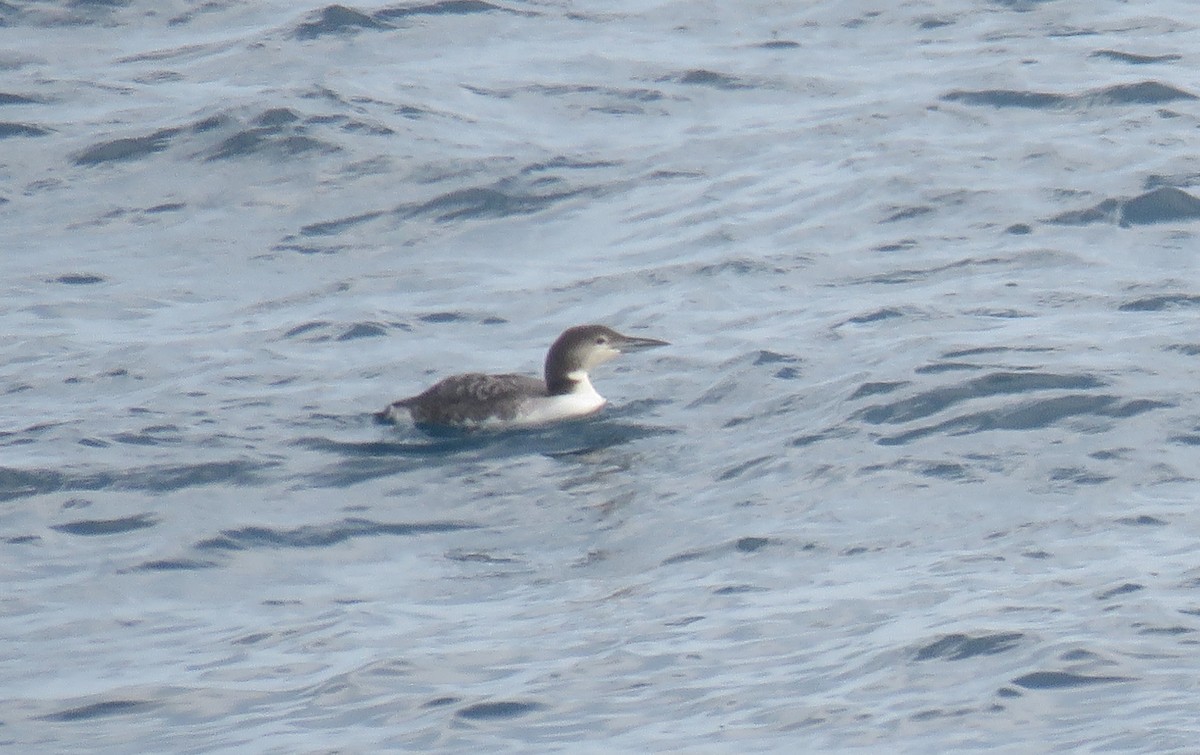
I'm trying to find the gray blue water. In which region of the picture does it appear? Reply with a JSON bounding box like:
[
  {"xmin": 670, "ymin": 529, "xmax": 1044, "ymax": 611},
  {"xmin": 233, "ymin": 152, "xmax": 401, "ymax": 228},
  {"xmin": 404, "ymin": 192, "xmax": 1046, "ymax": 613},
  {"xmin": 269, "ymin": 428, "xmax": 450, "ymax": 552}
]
[{"xmin": 4, "ymin": 1, "xmax": 1200, "ymax": 751}]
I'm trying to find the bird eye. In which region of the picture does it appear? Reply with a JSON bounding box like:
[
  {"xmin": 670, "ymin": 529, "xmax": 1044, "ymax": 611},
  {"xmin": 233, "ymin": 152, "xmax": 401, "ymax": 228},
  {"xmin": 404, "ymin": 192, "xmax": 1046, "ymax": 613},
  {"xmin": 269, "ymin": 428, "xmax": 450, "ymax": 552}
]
[{"xmin": 595, "ymin": 336, "xmax": 607, "ymax": 345}]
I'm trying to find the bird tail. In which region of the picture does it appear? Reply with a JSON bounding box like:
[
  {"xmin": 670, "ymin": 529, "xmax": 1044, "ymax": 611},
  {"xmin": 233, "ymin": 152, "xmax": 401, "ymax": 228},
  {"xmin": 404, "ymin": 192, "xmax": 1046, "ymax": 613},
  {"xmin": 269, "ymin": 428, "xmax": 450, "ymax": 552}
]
[{"xmin": 374, "ymin": 398, "xmax": 411, "ymax": 425}]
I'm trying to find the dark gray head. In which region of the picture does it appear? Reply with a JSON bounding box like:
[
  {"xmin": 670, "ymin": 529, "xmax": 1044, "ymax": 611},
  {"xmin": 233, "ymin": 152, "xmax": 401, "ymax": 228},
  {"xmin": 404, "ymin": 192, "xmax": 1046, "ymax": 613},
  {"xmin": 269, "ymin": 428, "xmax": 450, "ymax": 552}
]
[{"xmin": 544, "ymin": 324, "xmax": 668, "ymax": 395}]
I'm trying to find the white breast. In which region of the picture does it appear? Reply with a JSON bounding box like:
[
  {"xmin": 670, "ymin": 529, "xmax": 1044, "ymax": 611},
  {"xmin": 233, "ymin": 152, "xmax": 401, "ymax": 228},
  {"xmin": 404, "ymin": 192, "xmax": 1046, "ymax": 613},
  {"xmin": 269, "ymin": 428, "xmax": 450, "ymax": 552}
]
[{"xmin": 512, "ymin": 374, "xmax": 606, "ymax": 427}]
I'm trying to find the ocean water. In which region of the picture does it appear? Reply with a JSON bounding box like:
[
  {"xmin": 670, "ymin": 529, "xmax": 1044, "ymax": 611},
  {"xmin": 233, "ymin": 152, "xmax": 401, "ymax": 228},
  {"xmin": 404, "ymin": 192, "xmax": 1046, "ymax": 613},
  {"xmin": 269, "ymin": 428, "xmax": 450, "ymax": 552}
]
[{"xmin": 4, "ymin": 0, "xmax": 1200, "ymax": 751}]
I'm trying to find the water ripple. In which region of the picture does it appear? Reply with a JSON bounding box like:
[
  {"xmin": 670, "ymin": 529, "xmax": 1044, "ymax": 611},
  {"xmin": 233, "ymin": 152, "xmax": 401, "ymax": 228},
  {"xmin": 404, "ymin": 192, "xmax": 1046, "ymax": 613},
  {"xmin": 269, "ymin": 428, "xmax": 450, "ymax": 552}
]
[
  {"xmin": 0, "ymin": 460, "xmax": 278, "ymax": 502},
  {"xmin": 194, "ymin": 517, "xmax": 479, "ymax": 551}
]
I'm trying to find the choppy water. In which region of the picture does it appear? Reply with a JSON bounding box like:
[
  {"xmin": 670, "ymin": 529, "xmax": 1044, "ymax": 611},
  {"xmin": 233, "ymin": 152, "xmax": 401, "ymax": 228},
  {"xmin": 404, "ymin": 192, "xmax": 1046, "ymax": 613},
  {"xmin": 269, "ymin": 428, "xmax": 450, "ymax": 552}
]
[{"xmin": 4, "ymin": 1, "xmax": 1200, "ymax": 751}]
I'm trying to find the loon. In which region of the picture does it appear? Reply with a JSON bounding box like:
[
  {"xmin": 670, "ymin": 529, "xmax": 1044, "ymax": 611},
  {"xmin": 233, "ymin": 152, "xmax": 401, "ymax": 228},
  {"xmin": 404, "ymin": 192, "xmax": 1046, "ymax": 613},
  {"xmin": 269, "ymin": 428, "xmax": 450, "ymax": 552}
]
[{"xmin": 379, "ymin": 324, "xmax": 668, "ymax": 430}]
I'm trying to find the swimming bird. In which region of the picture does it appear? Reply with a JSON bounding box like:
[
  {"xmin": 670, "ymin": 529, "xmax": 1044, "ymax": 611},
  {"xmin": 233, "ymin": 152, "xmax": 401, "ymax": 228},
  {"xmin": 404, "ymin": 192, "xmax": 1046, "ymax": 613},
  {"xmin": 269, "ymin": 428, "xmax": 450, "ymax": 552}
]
[{"xmin": 379, "ymin": 324, "xmax": 668, "ymax": 430}]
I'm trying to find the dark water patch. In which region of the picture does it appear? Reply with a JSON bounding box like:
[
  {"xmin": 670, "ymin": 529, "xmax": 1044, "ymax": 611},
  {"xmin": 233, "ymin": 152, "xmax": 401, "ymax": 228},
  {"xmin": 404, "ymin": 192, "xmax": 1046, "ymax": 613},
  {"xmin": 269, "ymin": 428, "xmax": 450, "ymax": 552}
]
[
  {"xmin": 919, "ymin": 462, "xmax": 969, "ymax": 480},
  {"xmin": 1089, "ymin": 81, "xmax": 1197, "ymax": 104},
  {"xmin": 1047, "ymin": 467, "xmax": 1112, "ymax": 485},
  {"xmin": 752, "ymin": 350, "xmax": 798, "ymax": 366},
  {"xmin": 39, "ymin": 699, "xmax": 153, "ymax": 722},
  {"xmin": 402, "ymin": 186, "xmax": 582, "ymax": 222},
  {"xmin": 144, "ymin": 202, "xmax": 185, "ymax": 214},
  {"xmin": 51, "ymin": 273, "xmax": 105, "ymax": 285},
  {"xmin": 942, "ymin": 346, "xmax": 1052, "ymax": 359},
  {"xmin": 74, "ymin": 128, "xmax": 181, "ymax": 165},
  {"xmin": 446, "ymin": 550, "xmax": 519, "ymax": 564},
  {"xmin": 274, "ymin": 242, "xmax": 351, "ymax": 255},
  {"xmin": 916, "ymin": 362, "xmax": 983, "ymax": 375},
  {"xmin": 207, "ymin": 128, "xmax": 339, "ymax": 160},
  {"xmin": 520, "ymin": 420, "xmax": 677, "ymax": 457},
  {"xmin": 1092, "ymin": 50, "xmax": 1182, "ymax": 65},
  {"xmin": 665, "ymin": 616, "xmax": 705, "ymax": 627},
  {"xmin": 911, "ymin": 707, "xmax": 978, "ymax": 722},
  {"xmin": 841, "ymin": 545, "xmax": 876, "ymax": 556},
  {"xmin": 849, "ymin": 381, "xmax": 908, "ymax": 400},
  {"xmin": 113, "ymin": 425, "xmax": 181, "ymax": 446},
  {"xmin": 1137, "ymin": 624, "xmax": 1193, "ymax": 636},
  {"xmin": 876, "ymin": 394, "xmax": 1166, "ymax": 445},
  {"xmin": 857, "ymin": 372, "xmax": 1105, "ymax": 425},
  {"xmin": 1122, "ymin": 187, "xmax": 1200, "ymax": 225},
  {"xmin": 1096, "ymin": 583, "xmax": 1143, "ymax": 600},
  {"xmin": 521, "ymin": 157, "xmax": 620, "ymax": 175},
  {"xmin": 672, "ymin": 69, "xmax": 751, "ymax": 90},
  {"xmin": 337, "ymin": 322, "xmax": 388, "ymax": 340},
  {"xmin": 875, "ymin": 239, "xmax": 918, "ymax": 252},
  {"xmin": 474, "ymin": 82, "xmax": 667, "ymax": 105},
  {"xmin": 1145, "ymin": 172, "xmax": 1200, "ymax": 190},
  {"xmin": 735, "ymin": 536, "xmax": 771, "ymax": 552},
  {"xmin": 845, "ymin": 308, "xmax": 905, "ymax": 325},
  {"xmin": 6, "ymin": 534, "xmax": 41, "ymax": 544},
  {"xmin": 1165, "ymin": 344, "xmax": 1200, "ymax": 356},
  {"xmin": 296, "ymin": 435, "xmax": 492, "ymax": 458},
  {"xmin": 196, "ymin": 517, "xmax": 478, "ymax": 551},
  {"xmin": 456, "ymin": 700, "xmax": 542, "ymax": 720},
  {"xmin": 943, "ymin": 81, "xmax": 1196, "ymax": 110},
  {"xmin": 52, "ymin": 513, "xmax": 157, "ymax": 536},
  {"xmin": 656, "ymin": 534, "xmax": 768, "ymax": 567},
  {"xmin": 1050, "ymin": 187, "xmax": 1200, "ymax": 227},
  {"xmin": 851, "ymin": 256, "xmax": 998, "ymax": 286},
  {"xmin": 337, "ymin": 118, "xmax": 395, "ymax": 135},
  {"xmin": 713, "ymin": 584, "xmax": 760, "ymax": 595},
  {"xmin": 917, "ymin": 16, "xmax": 954, "ymax": 29},
  {"xmin": 1006, "ymin": 222, "xmax": 1032, "ymax": 234},
  {"xmin": 254, "ymin": 108, "xmax": 300, "ymax": 127},
  {"xmin": 300, "ymin": 211, "xmax": 386, "ymax": 236},
  {"xmin": 1170, "ymin": 433, "xmax": 1200, "ymax": 446},
  {"xmin": 294, "ymin": 5, "xmax": 393, "ymax": 39},
  {"xmin": 127, "ymin": 460, "xmax": 276, "ymax": 490},
  {"xmin": 694, "ymin": 258, "xmax": 788, "ymax": 277},
  {"xmin": 132, "ymin": 558, "xmax": 217, "ymax": 571},
  {"xmin": 716, "ymin": 456, "xmax": 772, "ymax": 482},
  {"xmin": 0, "ymin": 460, "xmax": 276, "ymax": 502},
  {"xmin": 662, "ymin": 548, "xmax": 706, "ymax": 565},
  {"xmin": 191, "ymin": 114, "xmax": 231, "ymax": 132},
  {"xmin": 943, "ymin": 89, "xmax": 1066, "ymax": 108},
  {"xmin": 1117, "ymin": 514, "xmax": 1166, "ymax": 526},
  {"xmin": 788, "ymin": 428, "xmax": 841, "ymax": 447},
  {"xmin": 424, "ymin": 696, "xmax": 461, "ymax": 708},
  {"xmin": 1047, "ymin": 198, "xmax": 1120, "ymax": 225},
  {"xmin": 1011, "ymin": 671, "xmax": 1132, "ymax": 689},
  {"xmin": 419, "ymin": 311, "xmax": 465, "ymax": 323},
  {"xmin": 376, "ymin": 1, "xmax": 509, "ymax": 20},
  {"xmin": 1120, "ymin": 294, "xmax": 1200, "ymax": 312},
  {"xmin": 0, "ymin": 92, "xmax": 43, "ymax": 105},
  {"xmin": 285, "ymin": 321, "xmax": 330, "ymax": 339},
  {"xmin": 304, "ymin": 441, "xmax": 494, "ymax": 485},
  {"xmin": 0, "ymin": 122, "xmax": 51, "ymax": 138},
  {"xmin": 883, "ymin": 205, "xmax": 934, "ymax": 222},
  {"xmin": 756, "ymin": 40, "xmax": 801, "ymax": 49}
]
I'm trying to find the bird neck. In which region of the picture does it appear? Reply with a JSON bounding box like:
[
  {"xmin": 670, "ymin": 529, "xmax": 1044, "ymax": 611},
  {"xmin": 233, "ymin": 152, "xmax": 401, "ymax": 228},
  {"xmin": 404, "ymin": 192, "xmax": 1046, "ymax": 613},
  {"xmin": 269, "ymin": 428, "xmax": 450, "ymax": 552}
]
[{"xmin": 546, "ymin": 368, "xmax": 592, "ymax": 396}]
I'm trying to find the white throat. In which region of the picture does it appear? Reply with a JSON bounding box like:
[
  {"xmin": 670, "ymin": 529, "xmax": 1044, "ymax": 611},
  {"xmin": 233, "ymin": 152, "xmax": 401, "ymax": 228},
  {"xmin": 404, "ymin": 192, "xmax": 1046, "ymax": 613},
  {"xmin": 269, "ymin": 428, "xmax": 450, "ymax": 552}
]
[{"xmin": 515, "ymin": 370, "xmax": 605, "ymax": 426}]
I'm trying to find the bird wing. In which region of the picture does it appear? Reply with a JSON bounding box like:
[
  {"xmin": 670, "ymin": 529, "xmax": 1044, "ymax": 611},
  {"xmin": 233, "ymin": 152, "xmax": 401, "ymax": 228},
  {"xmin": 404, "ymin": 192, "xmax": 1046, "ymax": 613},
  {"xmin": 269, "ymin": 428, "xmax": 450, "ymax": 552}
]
[{"xmin": 393, "ymin": 373, "xmax": 546, "ymax": 426}]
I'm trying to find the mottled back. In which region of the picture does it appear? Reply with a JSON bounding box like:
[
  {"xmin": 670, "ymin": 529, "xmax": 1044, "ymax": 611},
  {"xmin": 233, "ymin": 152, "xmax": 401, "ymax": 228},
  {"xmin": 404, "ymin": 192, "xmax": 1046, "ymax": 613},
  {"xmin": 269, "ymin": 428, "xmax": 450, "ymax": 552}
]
[{"xmin": 388, "ymin": 373, "xmax": 547, "ymax": 427}]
